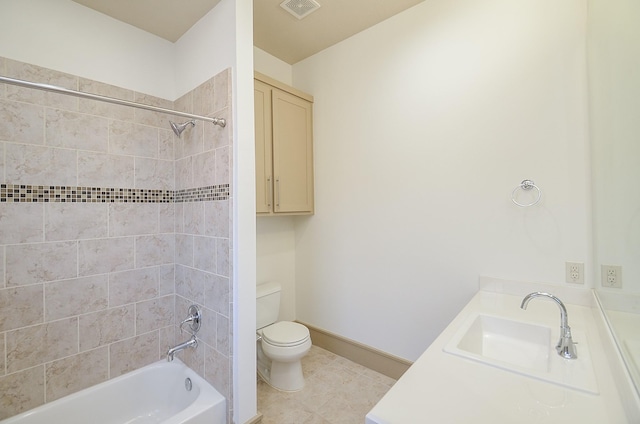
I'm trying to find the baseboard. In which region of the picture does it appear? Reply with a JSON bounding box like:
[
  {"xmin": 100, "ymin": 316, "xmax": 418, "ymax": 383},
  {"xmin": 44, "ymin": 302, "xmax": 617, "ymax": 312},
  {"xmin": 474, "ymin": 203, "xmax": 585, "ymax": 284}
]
[
  {"xmin": 242, "ymin": 413, "xmax": 263, "ymax": 424},
  {"xmin": 298, "ymin": 321, "xmax": 412, "ymax": 380}
]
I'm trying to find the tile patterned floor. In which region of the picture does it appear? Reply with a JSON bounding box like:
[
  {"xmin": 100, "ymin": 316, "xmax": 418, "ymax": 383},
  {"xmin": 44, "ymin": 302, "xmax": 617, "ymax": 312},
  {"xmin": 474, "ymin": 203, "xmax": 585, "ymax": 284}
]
[{"xmin": 257, "ymin": 346, "xmax": 396, "ymax": 424}]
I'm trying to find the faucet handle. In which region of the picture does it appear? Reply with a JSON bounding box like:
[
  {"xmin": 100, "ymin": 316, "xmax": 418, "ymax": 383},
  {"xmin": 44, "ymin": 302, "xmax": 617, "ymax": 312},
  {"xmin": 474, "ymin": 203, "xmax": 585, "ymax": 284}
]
[{"xmin": 180, "ymin": 305, "xmax": 202, "ymax": 336}]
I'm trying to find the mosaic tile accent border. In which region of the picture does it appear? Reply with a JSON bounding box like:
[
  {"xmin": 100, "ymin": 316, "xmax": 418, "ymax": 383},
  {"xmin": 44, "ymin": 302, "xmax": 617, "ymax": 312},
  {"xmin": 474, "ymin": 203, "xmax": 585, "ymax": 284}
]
[{"xmin": 0, "ymin": 184, "xmax": 230, "ymax": 203}]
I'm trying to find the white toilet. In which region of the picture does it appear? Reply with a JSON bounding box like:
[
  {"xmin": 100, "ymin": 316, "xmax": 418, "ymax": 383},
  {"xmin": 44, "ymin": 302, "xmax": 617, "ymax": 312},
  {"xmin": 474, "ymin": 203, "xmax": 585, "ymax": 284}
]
[{"xmin": 256, "ymin": 282, "xmax": 312, "ymax": 392}]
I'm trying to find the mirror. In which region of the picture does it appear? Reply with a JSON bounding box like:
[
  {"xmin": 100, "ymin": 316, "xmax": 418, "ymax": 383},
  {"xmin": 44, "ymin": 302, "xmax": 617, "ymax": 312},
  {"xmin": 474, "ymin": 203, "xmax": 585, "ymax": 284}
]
[{"xmin": 589, "ymin": 0, "xmax": 640, "ymax": 395}]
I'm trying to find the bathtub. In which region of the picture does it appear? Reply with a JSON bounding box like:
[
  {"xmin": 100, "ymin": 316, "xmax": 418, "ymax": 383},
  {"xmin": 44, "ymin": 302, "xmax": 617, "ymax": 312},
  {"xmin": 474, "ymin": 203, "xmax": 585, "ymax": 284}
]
[{"xmin": 1, "ymin": 359, "xmax": 226, "ymax": 424}]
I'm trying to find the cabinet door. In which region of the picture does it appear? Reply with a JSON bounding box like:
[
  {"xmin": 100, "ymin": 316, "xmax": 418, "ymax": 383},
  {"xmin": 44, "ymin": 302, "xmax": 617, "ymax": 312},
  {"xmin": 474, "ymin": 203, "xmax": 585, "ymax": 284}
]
[
  {"xmin": 254, "ymin": 80, "xmax": 273, "ymax": 214},
  {"xmin": 272, "ymin": 89, "xmax": 314, "ymax": 213}
]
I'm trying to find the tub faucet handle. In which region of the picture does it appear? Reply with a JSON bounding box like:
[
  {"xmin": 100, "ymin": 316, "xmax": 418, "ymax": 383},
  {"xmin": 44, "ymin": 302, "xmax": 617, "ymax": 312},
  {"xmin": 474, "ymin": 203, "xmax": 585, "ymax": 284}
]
[{"xmin": 180, "ymin": 305, "xmax": 202, "ymax": 336}]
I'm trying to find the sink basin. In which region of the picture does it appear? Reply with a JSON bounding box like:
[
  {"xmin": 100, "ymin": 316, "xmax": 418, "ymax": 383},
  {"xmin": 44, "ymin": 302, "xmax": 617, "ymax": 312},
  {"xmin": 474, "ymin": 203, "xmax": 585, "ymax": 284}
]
[{"xmin": 444, "ymin": 314, "xmax": 599, "ymax": 394}]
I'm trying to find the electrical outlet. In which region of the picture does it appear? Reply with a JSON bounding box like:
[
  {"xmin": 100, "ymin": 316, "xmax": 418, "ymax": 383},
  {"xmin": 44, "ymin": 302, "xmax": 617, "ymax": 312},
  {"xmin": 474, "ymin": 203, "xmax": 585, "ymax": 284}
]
[
  {"xmin": 601, "ymin": 265, "xmax": 622, "ymax": 288},
  {"xmin": 565, "ymin": 262, "xmax": 584, "ymax": 284}
]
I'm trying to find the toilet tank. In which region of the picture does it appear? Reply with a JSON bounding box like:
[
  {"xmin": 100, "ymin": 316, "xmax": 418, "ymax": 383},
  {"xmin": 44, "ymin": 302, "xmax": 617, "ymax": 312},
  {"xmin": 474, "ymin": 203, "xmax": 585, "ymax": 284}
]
[{"xmin": 256, "ymin": 282, "xmax": 281, "ymax": 330}]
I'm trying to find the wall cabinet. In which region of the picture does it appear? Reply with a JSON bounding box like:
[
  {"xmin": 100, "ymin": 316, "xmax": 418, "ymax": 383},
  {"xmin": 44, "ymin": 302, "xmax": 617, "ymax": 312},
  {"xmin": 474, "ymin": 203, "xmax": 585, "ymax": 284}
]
[{"xmin": 254, "ymin": 73, "xmax": 314, "ymax": 215}]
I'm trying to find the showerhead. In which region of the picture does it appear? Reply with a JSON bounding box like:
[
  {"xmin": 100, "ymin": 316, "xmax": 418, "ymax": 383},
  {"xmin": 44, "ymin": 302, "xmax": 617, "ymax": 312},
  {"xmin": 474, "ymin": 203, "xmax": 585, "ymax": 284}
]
[{"xmin": 170, "ymin": 120, "xmax": 195, "ymax": 137}]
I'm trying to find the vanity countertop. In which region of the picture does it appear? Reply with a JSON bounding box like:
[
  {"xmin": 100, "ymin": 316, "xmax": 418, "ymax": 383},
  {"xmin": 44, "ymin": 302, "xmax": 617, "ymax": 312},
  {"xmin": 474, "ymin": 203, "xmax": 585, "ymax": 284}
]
[{"xmin": 366, "ymin": 282, "xmax": 640, "ymax": 424}]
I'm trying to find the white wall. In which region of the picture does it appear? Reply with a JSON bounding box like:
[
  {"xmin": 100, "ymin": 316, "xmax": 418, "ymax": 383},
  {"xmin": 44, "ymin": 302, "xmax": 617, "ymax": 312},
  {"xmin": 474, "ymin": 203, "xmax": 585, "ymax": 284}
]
[
  {"xmin": 254, "ymin": 47, "xmax": 293, "ymax": 84},
  {"xmin": 292, "ymin": 0, "xmax": 591, "ymax": 361},
  {"xmin": 0, "ymin": 0, "xmax": 176, "ymax": 99},
  {"xmin": 589, "ymin": 0, "xmax": 640, "ymax": 293}
]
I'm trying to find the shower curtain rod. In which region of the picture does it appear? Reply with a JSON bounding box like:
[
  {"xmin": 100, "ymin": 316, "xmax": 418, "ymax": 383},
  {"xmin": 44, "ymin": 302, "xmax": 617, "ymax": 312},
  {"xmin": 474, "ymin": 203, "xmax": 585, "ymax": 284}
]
[{"xmin": 0, "ymin": 75, "xmax": 226, "ymax": 128}]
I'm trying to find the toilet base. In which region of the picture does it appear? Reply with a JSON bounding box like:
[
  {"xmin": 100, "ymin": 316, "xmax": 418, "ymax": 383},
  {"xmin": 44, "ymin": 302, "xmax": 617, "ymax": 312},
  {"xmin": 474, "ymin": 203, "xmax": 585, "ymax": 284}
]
[{"xmin": 257, "ymin": 359, "xmax": 305, "ymax": 392}]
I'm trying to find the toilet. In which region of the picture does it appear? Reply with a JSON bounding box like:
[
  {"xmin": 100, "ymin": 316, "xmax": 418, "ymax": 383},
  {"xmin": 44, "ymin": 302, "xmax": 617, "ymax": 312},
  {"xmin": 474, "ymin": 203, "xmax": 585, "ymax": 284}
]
[{"xmin": 256, "ymin": 282, "xmax": 312, "ymax": 392}]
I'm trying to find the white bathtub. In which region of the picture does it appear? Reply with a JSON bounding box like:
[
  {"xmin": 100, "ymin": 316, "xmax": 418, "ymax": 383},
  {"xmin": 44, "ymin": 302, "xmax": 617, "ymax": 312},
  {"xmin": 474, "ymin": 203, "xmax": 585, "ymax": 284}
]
[{"xmin": 1, "ymin": 359, "xmax": 226, "ymax": 424}]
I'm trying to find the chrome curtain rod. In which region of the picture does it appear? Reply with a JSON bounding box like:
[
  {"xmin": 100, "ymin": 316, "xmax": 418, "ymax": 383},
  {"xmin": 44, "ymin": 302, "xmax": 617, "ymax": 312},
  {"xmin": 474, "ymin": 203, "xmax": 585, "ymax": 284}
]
[{"xmin": 0, "ymin": 75, "xmax": 226, "ymax": 128}]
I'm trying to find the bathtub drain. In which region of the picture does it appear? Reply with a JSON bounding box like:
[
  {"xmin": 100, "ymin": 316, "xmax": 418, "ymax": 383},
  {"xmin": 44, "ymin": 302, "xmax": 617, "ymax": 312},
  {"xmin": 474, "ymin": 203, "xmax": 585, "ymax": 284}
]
[{"xmin": 185, "ymin": 378, "xmax": 192, "ymax": 391}]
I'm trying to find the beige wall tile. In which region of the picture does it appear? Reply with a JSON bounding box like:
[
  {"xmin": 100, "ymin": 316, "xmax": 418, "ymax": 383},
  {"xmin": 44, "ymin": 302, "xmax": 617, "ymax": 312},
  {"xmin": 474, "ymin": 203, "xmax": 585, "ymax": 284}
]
[
  {"xmin": 177, "ymin": 334, "xmax": 204, "ymax": 376},
  {"xmin": 109, "ymin": 203, "xmax": 158, "ymax": 237},
  {"xmin": 174, "ymin": 91, "xmax": 193, "ymax": 114},
  {"xmin": 0, "ymin": 141, "xmax": 4, "ymax": 181},
  {"xmin": 77, "ymin": 151, "xmax": 134, "ymax": 188},
  {"xmin": 78, "ymin": 237, "xmax": 134, "ymax": 277},
  {"xmin": 213, "ymin": 68, "xmax": 231, "ymax": 114},
  {"xmin": 135, "ymin": 158, "xmax": 174, "ymax": 190},
  {"xmin": 6, "ymin": 241, "xmax": 77, "ymax": 287},
  {"xmin": 136, "ymin": 234, "xmax": 175, "ymax": 268},
  {"xmin": 0, "ymin": 100, "xmax": 45, "ymax": 145},
  {"xmin": 194, "ymin": 236, "xmax": 216, "ymax": 273},
  {"xmin": 158, "ymin": 265, "xmax": 175, "ymax": 296},
  {"xmin": 5, "ymin": 60, "xmax": 78, "ymax": 111},
  {"xmin": 45, "ymin": 347, "xmax": 108, "ymax": 402},
  {"xmin": 6, "ymin": 317, "xmax": 78, "ymax": 373},
  {"xmin": 0, "ymin": 203, "xmax": 43, "ymax": 244},
  {"xmin": 0, "ymin": 334, "xmax": 5, "ymax": 374},
  {"xmin": 176, "ymin": 266, "xmax": 205, "ymax": 305},
  {"xmin": 179, "ymin": 123, "xmax": 204, "ymax": 158},
  {"xmin": 78, "ymin": 78, "xmax": 135, "ymax": 121},
  {"xmin": 193, "ymin": 151, "xmax": 215, "ymax": 188},
  {"xmin": 109, "ymin": 331, "xmax": 159, "ymax": 377},
  {"xmin": 79, "ymin": 305, "xmax": 135, "ymax": 352},
  {"xmin": 109, "ymin": 121, "xmax": 159, "ymax": 158},
  {"xmin": 0, "ymin": 365, "xmax": 45, "ymax": 420},
  {"xmin": 46, "ymin": 109, "xmax": 109, "ymax": 152},
  {"xmin": 215, "ymin": 314, "xmax": 230, "ymax": 357},
  {"xmin": 204, "ymin": 107, "xmax": 230, "ymax": 151},
  {"xmin": 216, "ymin": 238, "xmax": 230, "ymax": 278},
  {"xmin": 158, "ymin": 129, "xmax": 174, "ymax": 161},
  {"xmin": 133, "ymin": 93, "xmax": 173, "ymax": 128},
  {"xmin": 45, "ymin": 203, "xmax": 108, "ymax": 241},
  {"xmin": 193, "ymin": 78, "xmax": 215, "ymax": 116},
  {"xmin": 45, "ymin": 275, "xmax": 108, "ymax": 321},
  {"xmin": 5, "ymin": 143, "xmax": 77, "ymax": 186},
  {"xmin": 198, "ymin": 306, "xmax": 217, "ymax": 348},
  {"xmin": 184, "ymin": 202, "xmax": 205, "ymax": 235},
  {"xmin": 175, "ymin": 156, "xmax": 193, "ymax": 190},
  {"xmin": 175, "ymin": 234, "xmax": 194, "ymax": 267},
  {"xmin": 205, "ymin": 274, "xmax": 230, "ymax": 318},
  {"xmin": 215, "ymin": 146, "xmax": 230, "ymax": 186},
  {"xmin": 159, "ymin": 324, "xmax": 176, "ymax": 357},
  {"xmin": 0, "ymin": 246, "xmax": 4, "ymax": 289},
  {"xmin": 159, "ymin": 203, "xmax": 175, "ymax": 234},
  {"xmin": 136, "ymin": 295, "xmax": 174, "ymax": 334},
  {"xmin": 205, "ymin": 200, "xmax": 230, "ymax": 238},
  {"xmin": 205, "ymin": 344, "xmax": 230, "ymax": 399},
  {"xmin": 109, "ymin": 267, "xmax": 158, "ymax": 307},
  {"xmin": 0, "ymin": 285, "xmax": 43, "ymax": 332}
]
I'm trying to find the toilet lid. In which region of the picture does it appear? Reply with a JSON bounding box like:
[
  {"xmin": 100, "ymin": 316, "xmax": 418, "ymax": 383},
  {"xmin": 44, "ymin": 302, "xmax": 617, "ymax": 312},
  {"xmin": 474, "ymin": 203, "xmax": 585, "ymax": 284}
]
[{"xmin": 262, "ymin": 322, "xmax": 310, "ymax": 347}]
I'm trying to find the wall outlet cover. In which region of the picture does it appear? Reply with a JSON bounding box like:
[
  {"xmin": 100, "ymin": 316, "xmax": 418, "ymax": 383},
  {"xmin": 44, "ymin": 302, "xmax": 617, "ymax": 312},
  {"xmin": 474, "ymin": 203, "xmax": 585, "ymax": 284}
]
[
  {"xmin": 601, "ymin": 265, "xmax": 622, "ymax": 288},
  {"xmin": 565, "ymin": 262, "xmax": 584, "ymax": 284}
]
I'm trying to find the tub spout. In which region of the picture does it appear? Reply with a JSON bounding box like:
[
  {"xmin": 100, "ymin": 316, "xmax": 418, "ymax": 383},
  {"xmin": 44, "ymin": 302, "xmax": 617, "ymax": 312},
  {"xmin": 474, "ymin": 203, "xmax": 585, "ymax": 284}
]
[{"xmin": 167, "ymin": 335, "xmax": 198, "ymax": 362}]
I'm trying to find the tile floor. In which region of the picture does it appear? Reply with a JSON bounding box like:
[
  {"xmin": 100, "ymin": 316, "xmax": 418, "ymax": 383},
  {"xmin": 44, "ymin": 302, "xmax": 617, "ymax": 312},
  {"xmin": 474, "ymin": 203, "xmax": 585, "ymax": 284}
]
[{"xmin": 257, "ymin": 346, "xmax": 396, "ymax": 424}]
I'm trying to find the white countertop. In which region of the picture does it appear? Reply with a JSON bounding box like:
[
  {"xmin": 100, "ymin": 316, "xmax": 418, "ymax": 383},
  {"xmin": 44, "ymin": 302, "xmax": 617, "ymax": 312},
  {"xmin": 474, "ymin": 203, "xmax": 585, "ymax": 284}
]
[{"xmin": 366, "ymin": 281, "xmax": 640, "ymax": 424}]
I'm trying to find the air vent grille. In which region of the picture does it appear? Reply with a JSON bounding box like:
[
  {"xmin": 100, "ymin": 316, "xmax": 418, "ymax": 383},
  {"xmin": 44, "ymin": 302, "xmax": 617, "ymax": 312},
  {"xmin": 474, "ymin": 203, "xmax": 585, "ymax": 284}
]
[{"xmin": 280, "ymin": 0, "xmax": 321, "ymax": 20}]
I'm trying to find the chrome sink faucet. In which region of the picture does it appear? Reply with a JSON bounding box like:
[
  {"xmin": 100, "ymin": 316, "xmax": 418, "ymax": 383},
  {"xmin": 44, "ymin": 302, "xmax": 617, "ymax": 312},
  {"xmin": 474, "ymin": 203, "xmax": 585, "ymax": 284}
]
[{"xmin": 521, "ymin": 292, "xmax": 578, "ymax": 359}]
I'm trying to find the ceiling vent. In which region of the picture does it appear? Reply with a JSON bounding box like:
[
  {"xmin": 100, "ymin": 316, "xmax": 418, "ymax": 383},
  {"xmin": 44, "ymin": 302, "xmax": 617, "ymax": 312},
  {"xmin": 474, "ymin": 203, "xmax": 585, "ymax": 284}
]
[{"xmin": 280, "ymin": 0, "xmax": 321, "ymax": 20}]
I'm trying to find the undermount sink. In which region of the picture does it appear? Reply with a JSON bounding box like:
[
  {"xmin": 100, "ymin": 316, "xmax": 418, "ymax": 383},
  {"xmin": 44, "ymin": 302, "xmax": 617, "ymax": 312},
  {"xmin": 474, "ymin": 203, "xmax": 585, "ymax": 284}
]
[{"xmin": 444, "ymin": 314, "xmax": 599, "ymax": 394}]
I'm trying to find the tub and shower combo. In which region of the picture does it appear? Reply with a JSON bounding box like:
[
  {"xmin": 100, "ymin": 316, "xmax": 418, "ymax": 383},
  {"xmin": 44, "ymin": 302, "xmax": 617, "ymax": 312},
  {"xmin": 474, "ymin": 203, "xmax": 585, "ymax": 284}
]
[{"xmin": 1, "ymin": 359, "xmax": 226, "ymax": 424}]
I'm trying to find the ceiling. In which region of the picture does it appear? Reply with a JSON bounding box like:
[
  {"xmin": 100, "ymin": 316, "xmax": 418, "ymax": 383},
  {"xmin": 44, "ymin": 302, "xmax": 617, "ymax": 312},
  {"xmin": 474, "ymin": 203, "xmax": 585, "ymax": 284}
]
[{"xmin": 73, "ymin": 0, "xmax": 424, "ymax": 64}]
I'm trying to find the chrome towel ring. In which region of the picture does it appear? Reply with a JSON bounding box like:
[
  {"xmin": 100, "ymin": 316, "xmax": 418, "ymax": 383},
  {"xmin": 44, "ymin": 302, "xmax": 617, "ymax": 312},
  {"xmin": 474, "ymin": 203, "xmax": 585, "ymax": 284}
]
[{"xmin": 511, "ymin": 179, "xmax": 541, "ymax": 207}]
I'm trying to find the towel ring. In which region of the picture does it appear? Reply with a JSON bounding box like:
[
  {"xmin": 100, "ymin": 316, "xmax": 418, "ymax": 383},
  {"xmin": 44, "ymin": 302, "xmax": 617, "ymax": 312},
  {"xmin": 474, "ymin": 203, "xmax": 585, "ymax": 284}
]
[{"xmin": 511, "ymin": 179, "xmax": 541, "ymax": 207}]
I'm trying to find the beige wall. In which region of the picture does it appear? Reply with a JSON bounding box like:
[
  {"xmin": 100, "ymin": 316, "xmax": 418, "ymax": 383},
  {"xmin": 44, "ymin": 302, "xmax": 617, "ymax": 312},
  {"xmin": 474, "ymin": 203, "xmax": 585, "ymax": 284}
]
[{"xmin": 0, "ymin": 58, "xmax": 233, "ymax": 420}]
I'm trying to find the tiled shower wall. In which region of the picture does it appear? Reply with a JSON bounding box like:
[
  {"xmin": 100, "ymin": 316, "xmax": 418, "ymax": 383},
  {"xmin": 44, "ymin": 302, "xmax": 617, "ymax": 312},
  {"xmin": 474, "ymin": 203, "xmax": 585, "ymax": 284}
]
[{"xmin": 0, "ymin": 57, "xmax": 233, "ymax": 421}]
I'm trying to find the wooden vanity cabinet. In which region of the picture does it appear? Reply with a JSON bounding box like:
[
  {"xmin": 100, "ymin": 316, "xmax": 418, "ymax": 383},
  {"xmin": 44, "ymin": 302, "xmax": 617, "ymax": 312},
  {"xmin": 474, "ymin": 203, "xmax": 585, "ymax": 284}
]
[{"xmin": 254, "ymin": 72, "xmax": 314, "ymax": 215}]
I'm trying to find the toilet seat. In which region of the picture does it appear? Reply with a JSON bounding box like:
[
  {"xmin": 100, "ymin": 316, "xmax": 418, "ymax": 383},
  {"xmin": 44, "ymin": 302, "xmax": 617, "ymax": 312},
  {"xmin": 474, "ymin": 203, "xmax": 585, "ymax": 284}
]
[{"xmin": 262, "ymin": 321, "xmax": 310, "ymax": 347}]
